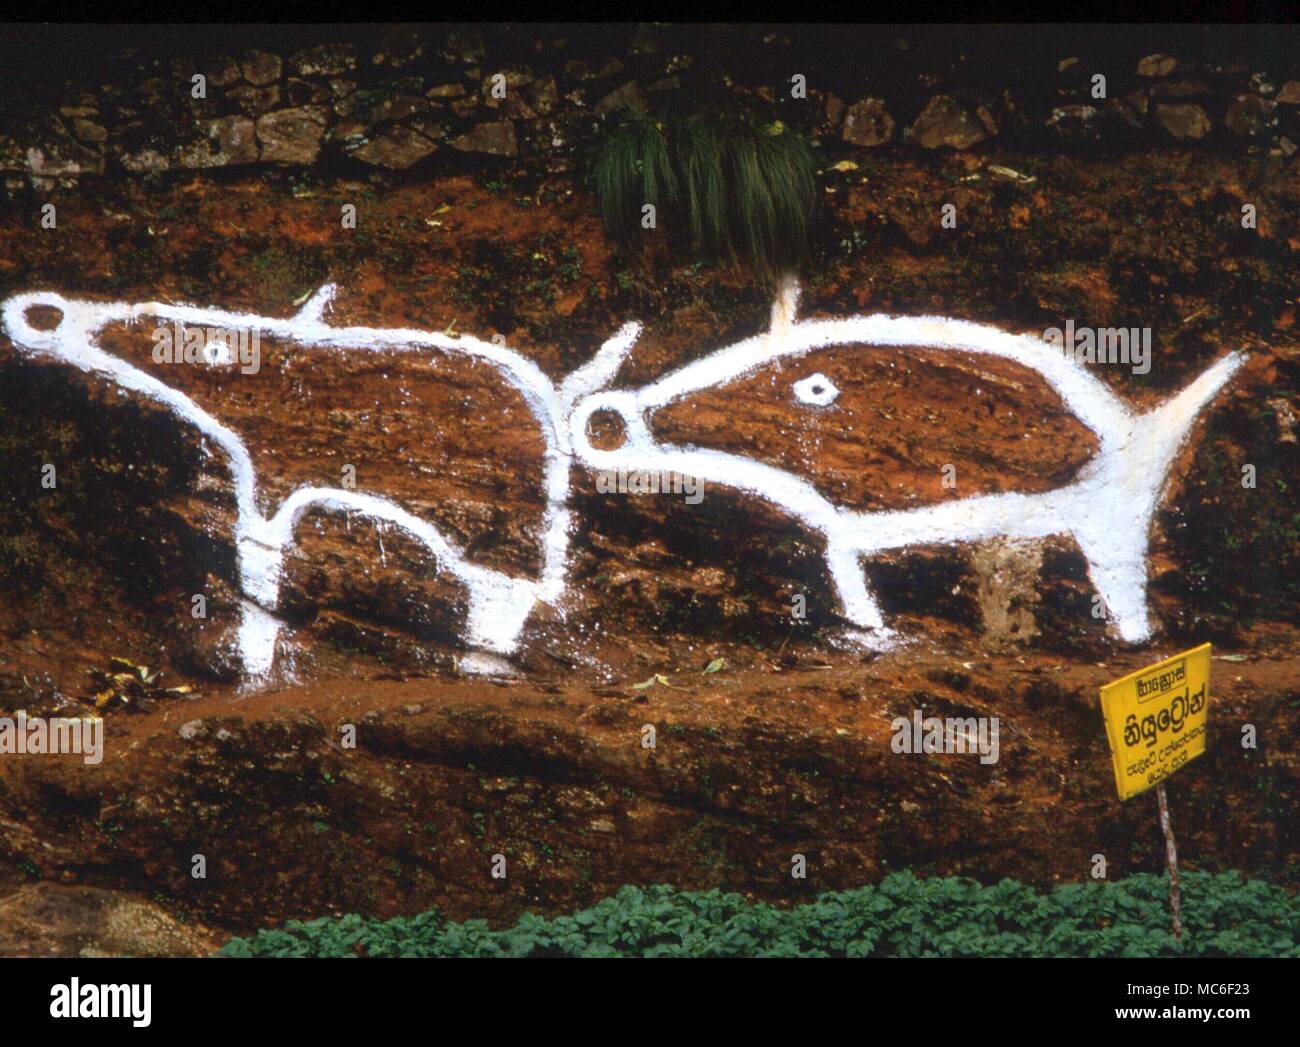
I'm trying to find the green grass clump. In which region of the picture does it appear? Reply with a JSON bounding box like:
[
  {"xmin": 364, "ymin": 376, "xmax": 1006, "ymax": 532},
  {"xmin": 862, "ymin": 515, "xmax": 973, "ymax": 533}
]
[
  {"xmin": 593, "ymin": 113, "xmax": 817, "ymax": 287},
  {"xmin": 594, "ymin": 118, "xmax": 677, "ymax": 250},
  {"xmin": 219, "ymin": 870, "xmax": 1300, "ymax": 958}
]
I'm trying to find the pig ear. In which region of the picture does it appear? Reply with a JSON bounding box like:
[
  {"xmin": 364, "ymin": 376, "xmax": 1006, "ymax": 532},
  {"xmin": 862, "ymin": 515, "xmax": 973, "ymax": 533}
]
[{"xmin": 560, "ymin": 321, "xmax": 642, "ymax": 408}]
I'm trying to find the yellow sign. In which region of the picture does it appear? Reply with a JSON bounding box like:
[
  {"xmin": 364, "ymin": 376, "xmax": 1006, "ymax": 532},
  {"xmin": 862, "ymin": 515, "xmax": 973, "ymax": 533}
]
[{"xmin": 1100, "ymin": 644, "xmax": 1210, "ymax": 800}]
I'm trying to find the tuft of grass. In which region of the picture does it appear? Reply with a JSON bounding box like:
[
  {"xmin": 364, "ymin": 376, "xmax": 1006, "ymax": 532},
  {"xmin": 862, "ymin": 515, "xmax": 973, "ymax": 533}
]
[
  {"xmin": 720, "ymin": 118, "xmax": 816, "ymax": 285},
  {"xmin": 594, "ymin": 112, "xmax": 817, "ymax": 287},
  {"xmin": 594, "ymin": 118, "xmax": 677, "ymax": 249},
  {"xmin": 674, "ymin": 115, "xmax": 728, "ymax": 259}
]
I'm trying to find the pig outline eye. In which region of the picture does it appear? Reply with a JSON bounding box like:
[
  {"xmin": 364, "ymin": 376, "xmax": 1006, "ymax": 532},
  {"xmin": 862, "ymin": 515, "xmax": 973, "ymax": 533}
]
[{"xmin": 793, "ymin": 372, "xmax": 839, "ymax": 407}]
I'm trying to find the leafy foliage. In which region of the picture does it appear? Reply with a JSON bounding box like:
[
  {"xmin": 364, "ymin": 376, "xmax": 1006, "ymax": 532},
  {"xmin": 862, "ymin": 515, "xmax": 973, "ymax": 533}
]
[
  {"xmin": 593, "ymin": 113, "xmax": 817, "ymax": 286},
  {"xmin": 219, "ymin": 870, "xmax": 1300, "ymax": 958}
]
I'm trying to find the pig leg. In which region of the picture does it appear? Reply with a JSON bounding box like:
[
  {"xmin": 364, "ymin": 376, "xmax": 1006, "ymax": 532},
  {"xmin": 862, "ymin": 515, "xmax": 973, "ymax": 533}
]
[
  {"xmin": 1074, "ymin": 529, "xmax": 1153, "ymax": 644},
  {"xmin": 826, "ymin": 541, "xmax": 895, "ymax": 644},
  {"xmin": 234, "ymin": 529, "xmax": 288, "ymax": 682}
]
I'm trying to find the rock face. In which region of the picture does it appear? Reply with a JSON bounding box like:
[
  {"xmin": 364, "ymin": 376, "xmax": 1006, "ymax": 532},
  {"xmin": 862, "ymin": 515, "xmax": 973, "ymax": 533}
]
[
  {"xmin": 450, "ymin": 120, "xmax": 518, "ymax": 156},
  {"xmin": 227, "ymin": 84, "xmax": 282, "ymax": 117},
  {"xmin": 256, "ymin": 106, "xmax": 327, "ymax": 163},
  {"xmin": 2, "ymin": 147, "xmax": 1291, "ymax": 689},
  {"xmin": 80, "ymin": 311, "xmax": 551, "ymax": 664},
  {"xmin": 0, "ymin": 26, "xmax": 1295, "ymax": 192},
  {"xmin": 842, "ymin": 98, "xmax": 894, "ymax": 146},
  {"xmin": 0, "ymin": 34, "xmax": 1294, "ymax": 973},
  {"xmin": 0, "ymin": 883, "xmax": 219, "ymax": 957},
  {"xmin": 350, "ymin": 124, "xmax": 439, "ymax": 169},
  {"xmin": 1137, "ymin": 53, "xmax": 1178, "ymax": 77},
  {"xmin": 1155, "ymin": 102, "xmax": 1212, "ymax": 141},
  {"xmin": 1, "ymin": 649, "xmax": 1297, "ymax": 938},
  {"xmin": 907, "ymin": 95, "xmax": 986, "ymax": 150},
  {"xmin": 651, "ymin": 347, "xmax": 1098, "ymax": 513},
  {"xmin": 594, "ymin": 81, "xmax": 648, "ymax": 116},
  {"xmin": 1225, "ymin": 94, "xmax": 1275, "ymax": 137},
  {"xmin": 206, "ymin": 54, "xmax": 242, "ymax": 88},
  {"xmin": 240, "ymin": 49, "xmax": 283, "ymax": 87},
  {"xmin": 1045, "ymin": 104, "xmax": 1101, "ymax": 143},
  {"xmin": 176, "ymin": 116, "xmax": 259, "ymax": 168},
  {"xmin": 289, "ymin": 42, "xmax": 358, "ymax": 78}
]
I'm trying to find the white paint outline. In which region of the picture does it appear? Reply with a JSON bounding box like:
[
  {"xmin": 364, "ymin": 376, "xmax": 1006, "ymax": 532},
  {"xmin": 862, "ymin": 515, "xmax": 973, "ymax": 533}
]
[
  {"xmin": 2, "ymin": 286, "xmax": 640, "ymax": 685},
  {"xmin": 3, "ymin": 277, "xmax": 1244, "ymax": 683},
  {"xmin": 569, "ymin": 282, "xmax": 1245, "ymax": 647}
]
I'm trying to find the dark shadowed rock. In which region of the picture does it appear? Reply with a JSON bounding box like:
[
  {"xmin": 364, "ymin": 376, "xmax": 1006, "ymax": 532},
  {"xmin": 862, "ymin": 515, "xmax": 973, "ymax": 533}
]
[
  {"xmin": 289, "ymin": 42, "xmax": 358, "ymax": 78},
  {"xmin": 24, "ymin": 117, "xmax": 104, "ymax": 178},
  {"xmin": 565, "ymin": 56, "xmax": 624, "ymax": 81},
  {"xmin": 1155, "ymin": 102, "xmax": 1211, "ymax": 141},
  {"xmin": 1137, "ymin": 53, "xmax": 1178, "ymax": 77},
  {"xmin": 451, "ymin": 96, "xmax": 480, "ymax": 119},
  {"xmin": 975, "ymin": 102, "xmax": 1001, "ymax": 137},
  {"xmin": 135, "ymin": 77, "xmax": 175, "ymax": 108},
  {"xmin": 1149, "ymin": 80, "xmax": 1209, "ymax": 99},
  {"xmin": 350, "ymin": 124, "xmax": 440, "ymax": 169},
  {"xmin": 426, "ymin": 82, "xmax": 466, "ymax": 100},
  {"xmin": 482, "ymin": 68, "xmax": 535, "ymax": 93},
  {"xmin": 1104, "ymin": 96, "xmax": 1145, "ymax": 131},
  {"xmin": 176, "ymin": 115, "xmax": 259, "ymax": 168},
  {"xmin": 842, "ymin": 98, "xmax": 894, "ymax": 146},
  {"xmin": 371, "ymin": 94, "xmax": 428, "ymax": 124},
  {"xmin": 206, "ymin": 54, "xmax": 241, "ymax": 88},
  {"xmin": 1277, "ymin": 81, "xmax": 1300, "ymax": 105},
  {"xmin": 1249, "ymin": 72, "xmax": 1276, "ymax": 96},
  {"xmin": 483, "ymin": 73, "xmax": 539, "ymax": 120},
  {"xmin": 327, "ymin": 116, "xmax": 368, "ymax": 147},
  {"xmin": 1045, "ymin": 104, "xmax": 1101, "ymax": 143},
  {"xmin": 594, "ymin": 81, "xmax": 648, "ymax": 117},
  {"xmin": 226, "ymin": 84, "xmax": 282, "ymax": 117},
  {"xmin": 286, "ymin": 78, "xmax": 331, "ymax": 107},
  {"xmin": 115, "ymin": 145, "xmax": 172, "ymax": 174},
  {"xmin": 67, "ymin": 118, "xmax": 108, "ymax": 144},
  {"xmin": 450, "ymin": 120, "xmax": 518, "ymax": 156},
  {"xmin": 907, "ymin": 95, "xmax": 986, "ymax": 150},
  {"xmin": 410, "ymin": 118, "xmax": 444, "ymax": 142},
  {"xmin": 240, "ymin": 49, "xmax": 283, "ymax": 87},
  {"xmin": 823, "ymin": 92, "xmax": 845, "ymax": 132},
  {"xmin": 256, "ymin": 106, "xmax": 327, "ymax": 164},
  {"xmin": 529, "ymin": 76, "xmax": 559, "ymax": 116},
  {"xmin": 1225, "ymin": 94, "xmax": 1276, "ymax": 137}
]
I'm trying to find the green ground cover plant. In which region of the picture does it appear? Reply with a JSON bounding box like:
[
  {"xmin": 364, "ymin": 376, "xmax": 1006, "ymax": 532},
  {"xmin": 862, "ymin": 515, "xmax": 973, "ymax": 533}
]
[{"xmin": 219, "ymin": 870, "xmax": 1300, "ymax": 958}]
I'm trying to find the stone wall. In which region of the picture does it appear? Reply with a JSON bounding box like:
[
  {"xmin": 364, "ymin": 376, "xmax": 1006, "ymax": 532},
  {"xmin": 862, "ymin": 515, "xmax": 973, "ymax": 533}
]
[{"xmin": 1, "ymin": 24, "xmax": 1297, "ymax": 192}]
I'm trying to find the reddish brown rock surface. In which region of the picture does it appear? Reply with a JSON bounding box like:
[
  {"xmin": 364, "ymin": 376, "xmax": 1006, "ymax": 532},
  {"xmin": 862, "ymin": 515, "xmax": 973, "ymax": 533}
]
[{"xmin": 1, "ymin": 150, "xmax": 1297, "ymax": 951}]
